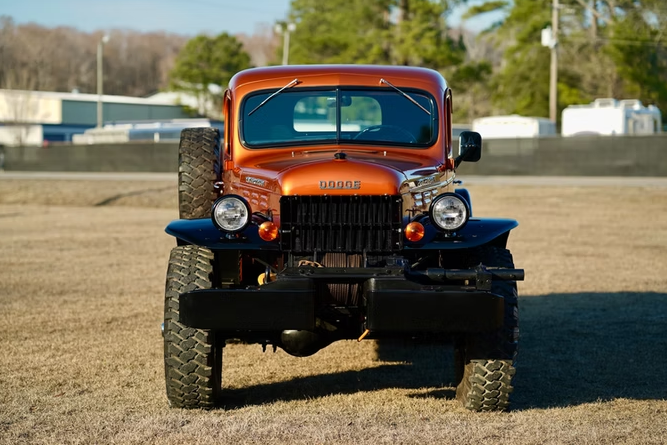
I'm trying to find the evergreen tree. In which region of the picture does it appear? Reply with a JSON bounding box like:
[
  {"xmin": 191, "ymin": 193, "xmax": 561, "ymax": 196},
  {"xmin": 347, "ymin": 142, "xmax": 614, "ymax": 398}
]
[
  {"xmin": 283, "ymin": 0, "xmax": 466, "ymax": 68},
  {"xmin": 170, "ymin": 33, "xmax": 251, "ymax": 115},
  {"xmin": 605, "ymin": 2, "xmax": 667, "ymax": 114},
  {"xmin": 475, "ymin": 0, "xmax": 552, "ymax": 117},
  {"xmin": 285, "ymin": 0, "xmax": 393, "ymax": 65},
  {"xmin": 392, "ymin": 0, "xmax": 465, "ymax": 69},
  {"xmin": 466, "ymin": 0, "xmax": 667, "ymax": 121}
]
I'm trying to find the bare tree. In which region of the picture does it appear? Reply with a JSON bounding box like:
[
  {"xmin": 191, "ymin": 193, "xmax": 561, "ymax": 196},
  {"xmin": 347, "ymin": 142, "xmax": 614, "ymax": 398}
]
[
  {"xmin": 237, "ymin": 24, "xmax": 280, "ymax": 67},
  {"xmin": 0, "ymin": 17, "xmax": 188, "ymax": 97}
]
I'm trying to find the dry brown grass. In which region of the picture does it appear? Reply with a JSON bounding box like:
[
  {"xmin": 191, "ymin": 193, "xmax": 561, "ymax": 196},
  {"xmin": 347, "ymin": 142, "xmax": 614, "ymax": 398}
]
[{"xmin": 0, "ymin": 177, "xmax": 666, "ymax": 444}]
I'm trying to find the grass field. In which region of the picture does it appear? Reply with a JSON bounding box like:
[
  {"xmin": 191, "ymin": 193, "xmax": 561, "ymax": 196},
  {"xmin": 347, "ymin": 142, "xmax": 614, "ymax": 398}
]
[{"xmin": 1, "ymin": 177, "xmax": 666, "ymax": 444}]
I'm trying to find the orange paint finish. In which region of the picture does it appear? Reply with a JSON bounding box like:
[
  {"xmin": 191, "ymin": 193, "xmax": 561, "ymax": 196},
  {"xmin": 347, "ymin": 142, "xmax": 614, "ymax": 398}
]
[
  {"xmin": 218, "ymin": 65, "xmax": 457, "ymax": 218},
  {"xmin": 224, "ymin": 65, "xmax": 452, "ymax": 179},
  {"xmin": 279, "ymin": 157, "xmax": 405, "ymax": 195}
]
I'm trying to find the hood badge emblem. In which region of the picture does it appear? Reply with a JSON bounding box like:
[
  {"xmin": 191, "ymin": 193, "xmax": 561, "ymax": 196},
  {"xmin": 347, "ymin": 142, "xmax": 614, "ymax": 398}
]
[
  {"xmin": 320, "ymin": 180, "xmax": 361, "ymax": 190},
  {"xmin": 245, "ymin": 176, "xmax": 266, "ymax": 187}
]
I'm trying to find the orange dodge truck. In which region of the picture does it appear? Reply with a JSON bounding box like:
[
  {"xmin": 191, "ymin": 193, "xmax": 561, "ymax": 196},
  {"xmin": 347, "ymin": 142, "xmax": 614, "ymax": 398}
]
[{"xmin": 163, "ymin": 65, "xmax": 524, "ymax": 411}]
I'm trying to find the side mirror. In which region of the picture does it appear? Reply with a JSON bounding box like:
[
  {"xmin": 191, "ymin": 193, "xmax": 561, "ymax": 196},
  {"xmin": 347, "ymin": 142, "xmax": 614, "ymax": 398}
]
[{"xmin": 455, "ymin": 131, "xmax": 482, "ymax": 167}]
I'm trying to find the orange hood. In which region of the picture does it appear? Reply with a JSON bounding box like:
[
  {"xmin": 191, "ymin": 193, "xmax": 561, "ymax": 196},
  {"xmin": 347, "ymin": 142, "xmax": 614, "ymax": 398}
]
[
  {"xmin": 225, "ymin": 150, "xmax": 448, "ymax": 215},
  {"xmin": 236, "ymin": 150, "xmax": 437, "ymax": 196},
  {"xmin": 278, "ymin": 157, "xmax": 406, "ymax": 195}
]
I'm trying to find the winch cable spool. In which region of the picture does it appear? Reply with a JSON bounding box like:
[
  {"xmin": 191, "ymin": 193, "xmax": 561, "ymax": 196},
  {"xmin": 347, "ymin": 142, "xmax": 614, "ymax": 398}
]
[{"xmin": 321, "ymin": 252, "xmax": 362, "ymax": 305}]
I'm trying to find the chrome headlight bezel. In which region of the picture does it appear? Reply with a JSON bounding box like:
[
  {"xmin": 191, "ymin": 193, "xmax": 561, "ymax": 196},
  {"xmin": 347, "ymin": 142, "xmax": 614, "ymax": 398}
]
[
  {"xmin": 429, "ymin": 193, "xmax": 470, "ymax": 232},
  {"xmin": 211, "ymin": 195, "xmax": 251, "ymax": 233}
]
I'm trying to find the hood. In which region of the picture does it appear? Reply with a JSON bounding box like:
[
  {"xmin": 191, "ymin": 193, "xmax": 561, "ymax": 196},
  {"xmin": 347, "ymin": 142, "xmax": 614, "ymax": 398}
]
[
  {"xmin": 240, "ymin": 150, "xmax": 426, "ymax": 195},
  {"xmin": 236, "ymin": 150, "xmax": 439, "ymax": 196},
  {"xmin": 277, "ymin": 156, "xmax": 407, "ymax": 195},
  {"xmin": 230, "ymin": 149, "xmax": 447, "ymax": 201},
  {"xmin": 226, "ymin": 150, "xmax": 449, "ymax": 215}
]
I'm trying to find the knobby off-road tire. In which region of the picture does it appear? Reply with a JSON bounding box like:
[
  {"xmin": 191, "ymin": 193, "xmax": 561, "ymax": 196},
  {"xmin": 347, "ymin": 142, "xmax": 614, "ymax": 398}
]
[
  {"xmin": 455, "ymin": 246, "xmax": 519, "ymax": 411},
  {"xmin": 164, "ymin": 245, "xmax": 222, "ymax": 409},
  {"xmin": 178, "ymin": 127, "xmax": 221, "ymax": 220}
]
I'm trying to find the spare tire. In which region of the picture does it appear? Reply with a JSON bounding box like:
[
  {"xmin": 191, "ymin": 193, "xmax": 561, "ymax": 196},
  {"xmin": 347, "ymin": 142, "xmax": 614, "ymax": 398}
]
[{"xmin": 178, "ymin": 127, "xmax": 221, "ymax": 219}]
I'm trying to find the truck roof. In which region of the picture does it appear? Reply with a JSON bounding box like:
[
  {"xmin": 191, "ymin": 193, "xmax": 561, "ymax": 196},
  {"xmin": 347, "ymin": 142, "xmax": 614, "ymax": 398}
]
[{"xmin": 228, "ymin": 65, "xmax": 448, "ymax": 93}]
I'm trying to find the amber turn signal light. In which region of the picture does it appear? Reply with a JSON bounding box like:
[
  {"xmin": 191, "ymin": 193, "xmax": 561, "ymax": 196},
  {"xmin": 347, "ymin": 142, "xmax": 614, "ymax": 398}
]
[
  {"xmin": 405, "ymin": 222, "xmax": 425, "ymax": 242},
  {"xmin": 258, "ymin": 221, "xmax": 279, "ymax": 241}
]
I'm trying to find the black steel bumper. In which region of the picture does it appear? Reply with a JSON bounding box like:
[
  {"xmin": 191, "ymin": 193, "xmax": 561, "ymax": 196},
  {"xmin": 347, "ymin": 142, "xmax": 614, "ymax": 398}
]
[
  {"xmin": 178, "ymin": 266, "xmax": 523, "ymax": 333},
  {"xmin": 364, "ymin": 278, "xmax": 503, "ymax": 332},
  {"xmin": 179, "ymin": 278, "xmax": 316, "ymax": 331}
]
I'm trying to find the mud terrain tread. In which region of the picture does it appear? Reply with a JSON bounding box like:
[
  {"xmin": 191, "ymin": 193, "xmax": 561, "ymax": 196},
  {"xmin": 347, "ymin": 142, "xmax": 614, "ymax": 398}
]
[
  {"xmin": 456, "ymin": 359, "xmax": 516, "ymax": 411},
  {"xmin": 178, "ymin": 127, "xmax": 221, "ymax": 220},
  {"xmin": 455, "ymin": 246, "xmax": 519, "ymax": 411},
  {"xmin": 164, "ymin": 245, "xmax": 221, "ymax": 409}
]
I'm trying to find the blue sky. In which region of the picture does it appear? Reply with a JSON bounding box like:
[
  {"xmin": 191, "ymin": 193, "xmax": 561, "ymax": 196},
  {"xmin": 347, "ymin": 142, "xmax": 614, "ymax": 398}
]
[{"xmin": 0, "ymin": 0, "xmax": 501, "ymax": 36}]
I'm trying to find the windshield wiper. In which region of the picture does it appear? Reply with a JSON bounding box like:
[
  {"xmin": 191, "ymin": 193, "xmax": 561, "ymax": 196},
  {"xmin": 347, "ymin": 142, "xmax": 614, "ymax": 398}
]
[
  {"xmin": 380, "ymin": 78, "xmax": 431, "ymax": 115},
  {"xmin": 248, "ymin": 78, "xmax": 300, "ymax": 116},
  {"xmin": 299, "ymin": 148, "xmax": 380, "ymax": 155}
]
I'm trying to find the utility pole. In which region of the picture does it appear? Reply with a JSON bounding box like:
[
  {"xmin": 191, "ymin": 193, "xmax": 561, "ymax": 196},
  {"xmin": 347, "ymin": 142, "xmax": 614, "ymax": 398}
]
[
  {"xmin": 275, "ymin": 23, "xmax": 296, "ymax": 66},
  {"xmin": 96, "ymin": 34, "xmax": 110, "ymax": 128},
  {"xmin": 589, "ymin": 0, "xmax": 597, "ymax": 39},
  {"xmin": 549, "ymin": 0, "xmax": 559, "ymax": 123}
]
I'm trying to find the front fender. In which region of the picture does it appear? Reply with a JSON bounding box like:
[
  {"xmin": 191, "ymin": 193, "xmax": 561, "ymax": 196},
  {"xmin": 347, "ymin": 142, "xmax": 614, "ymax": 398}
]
[
  {"xmin": 404, "ymin": 217, "xmax": 518, "ymax": 250},
  {"xmin": 165, "ymin": 219, "xmax": 279, "ymax": 250},
  {"xmin": 168, "ymin": 217, "xmax": 518, "ymax": 252}
]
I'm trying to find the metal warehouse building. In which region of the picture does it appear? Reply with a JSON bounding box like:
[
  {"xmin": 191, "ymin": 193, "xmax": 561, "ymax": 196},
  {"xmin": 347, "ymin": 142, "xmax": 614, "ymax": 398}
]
[{"xmin": 0, "ymin": 89, "xmax": 191, "ymax": 146}]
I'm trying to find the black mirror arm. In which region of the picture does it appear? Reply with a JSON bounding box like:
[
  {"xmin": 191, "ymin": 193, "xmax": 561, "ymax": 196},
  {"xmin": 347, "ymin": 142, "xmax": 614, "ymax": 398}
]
[{"xmin": 454, "ymin": 144, "xmax": 473, "ymax": 168}]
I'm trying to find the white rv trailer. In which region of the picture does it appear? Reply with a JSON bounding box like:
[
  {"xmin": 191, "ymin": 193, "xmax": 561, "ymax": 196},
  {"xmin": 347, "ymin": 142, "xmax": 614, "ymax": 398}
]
[
  {"xmin": 561, "ymin": 98, "xmax": 662, "ymax": 137},
  {"xmin": 472, "ymin": 115, "xmax": 556, "ymax": 139}
]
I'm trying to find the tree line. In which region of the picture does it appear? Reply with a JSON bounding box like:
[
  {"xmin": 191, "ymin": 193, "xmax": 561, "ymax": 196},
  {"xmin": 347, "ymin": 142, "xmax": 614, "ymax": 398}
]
[
  {"xmin": 1, "ymin": 0, "xmax": 665, "ymax": 124},
  {"xmin": 0, "ymin": 16, "xmax": 188, "ymax": 97}
]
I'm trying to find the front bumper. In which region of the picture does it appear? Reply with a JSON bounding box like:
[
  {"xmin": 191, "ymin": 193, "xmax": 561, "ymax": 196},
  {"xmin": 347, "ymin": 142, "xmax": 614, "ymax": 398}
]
[
  {"xmin": 179, "ymin": 278, "xmax": 315, "ymax": 331},
  {"xmin": 364, "ymin": 277, "xmax": 504, "ymax": 332},
  {"xmin": 178, "ymin": 266, "xmax": 523, "ymax": 334}
]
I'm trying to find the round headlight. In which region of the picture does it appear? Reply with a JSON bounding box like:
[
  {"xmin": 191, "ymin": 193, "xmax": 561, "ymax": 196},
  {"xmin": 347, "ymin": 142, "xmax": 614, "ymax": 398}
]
[
  {"xmin": 430, "ymin": 193, "xmax": 469, "ymax": 232},
  {"xmin": 212, "ymin": 195, "xmax": 250, "ymax": 232}
]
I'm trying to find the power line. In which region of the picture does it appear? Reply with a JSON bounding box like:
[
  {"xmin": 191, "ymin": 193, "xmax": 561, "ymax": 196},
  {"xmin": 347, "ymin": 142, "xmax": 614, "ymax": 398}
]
[
  {"xmin": 566, "ymin": 35, "xmax": 665, "ymax": 47},
  {"xmin": 159, "ymin": 0, "xmax": 284, "ymax": 16},
  {"xmin": 596, "ymin": 37, "xmax": 664, "ymax": 47}
]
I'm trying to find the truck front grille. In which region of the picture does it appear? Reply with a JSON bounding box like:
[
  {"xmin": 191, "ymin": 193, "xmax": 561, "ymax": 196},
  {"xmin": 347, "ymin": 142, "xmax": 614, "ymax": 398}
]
[{"xmin": 279, "ymin": 195, "xmax": 403, "ymax": 253}]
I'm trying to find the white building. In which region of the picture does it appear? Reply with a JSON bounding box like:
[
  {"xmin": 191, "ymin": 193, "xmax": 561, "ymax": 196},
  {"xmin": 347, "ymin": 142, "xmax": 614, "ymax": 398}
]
[
  {"xmin": 561, "ymin": 98, "xmax": 662, "ymax": 137},
  {"xmin": 472, "ymin": 115, "xmax": 556, "ymax": 139},
  {"xmin": 71, "ymin": 118, "xmax": 222, "ymax": 145},
  {"xmin": 148, "ymin": 84, "xmax": 222, "ymax": 119},
  {"xmin": 0, "ymin": 89, "xmax": 192, "ymax": 146}
]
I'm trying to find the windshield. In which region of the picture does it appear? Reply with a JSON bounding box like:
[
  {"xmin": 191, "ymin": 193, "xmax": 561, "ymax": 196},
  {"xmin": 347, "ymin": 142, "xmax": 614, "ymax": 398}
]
[{"xmin": 241, "ymin": 87, "xmax": 438, "ymax": 148}]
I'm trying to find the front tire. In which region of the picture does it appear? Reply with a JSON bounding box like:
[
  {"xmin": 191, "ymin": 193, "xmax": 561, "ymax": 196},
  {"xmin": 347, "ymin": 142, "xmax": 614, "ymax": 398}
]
[
  {"xmin": 455, "ymin": 246, "xmax": 519, "ymax": 411},
  {"xmin": 164, "ymin": 245, "xmax": 222, "ymax": 408}
]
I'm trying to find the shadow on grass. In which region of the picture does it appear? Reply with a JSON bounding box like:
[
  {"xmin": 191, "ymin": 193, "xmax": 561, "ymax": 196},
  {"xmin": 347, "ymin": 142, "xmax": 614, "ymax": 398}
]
[
  {"xmin": 219, "ymin": 292, "xmax": 667, "ymax": 410},
  {"xmin": 220, "ymin": 354, "xmax": 457, "ymax": 410},
  {"xmin": 512, "ymin": 291, "xmax": 667, "ymax": 409}
]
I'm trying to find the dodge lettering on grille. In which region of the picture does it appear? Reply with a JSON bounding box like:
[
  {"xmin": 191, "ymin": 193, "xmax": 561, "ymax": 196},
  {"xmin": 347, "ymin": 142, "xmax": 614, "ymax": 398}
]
[{"xmin": 319, "ymin": 180, "xmax": 361, "ymax": 190}]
